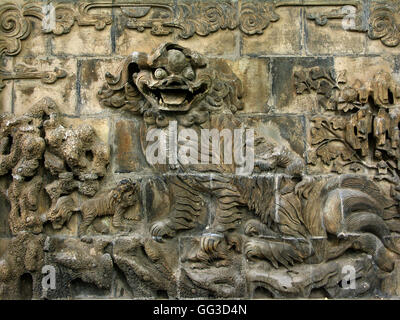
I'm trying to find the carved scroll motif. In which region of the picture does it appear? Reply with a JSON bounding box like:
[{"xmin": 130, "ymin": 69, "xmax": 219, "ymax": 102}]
[
  {"xmin": 0, "ymin": 1, "xmax": 399, "ymax": 60},
  {"xmin": 368, "ymin": 5, "xmax": 400, "ymax": 47},
  {"xmin": 0, "ymin": 64, "xmax": 67, "ymax": 91},
  {"xmin": 0, "ymin": 3, "xmax": 42, "ymax": 56}
]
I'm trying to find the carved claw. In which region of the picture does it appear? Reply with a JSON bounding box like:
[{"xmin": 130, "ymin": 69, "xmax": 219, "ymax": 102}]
[
  {"xmin": 255, "ymin": 159, "xmax": 276, "ymax": 172},
  {"xmin": 112, "ymin": 217, "xmax": 126, "ymax": 229},
  {"xmin": 244, "ymin": 219, "xmax": 263, "ymax": 236},
  {"xmin": 244, "ymin": 219, "xmax": 279, "ymax": 238},
  {"xmin": 294, "ymin": 176, "xmax": 314, "ymax": 198},
  {"xmin": 150, "ymin": 219, "xmax": 176, "ymax": 242},
  {"xmin": 80, "ymin": 235, "xmax": 93, "ymax": 244},
  {"xmin": 200, "ymin": 232, "xmax": 224, "ymax": 254},
  {"xmin": 245, "ymin": 238, "xmax": 303, "ymax": 269}
]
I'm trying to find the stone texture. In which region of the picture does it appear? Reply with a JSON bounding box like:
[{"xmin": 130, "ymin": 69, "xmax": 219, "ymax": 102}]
[
  {"xmin": 13, "ymin": 57, "xmax": 77, "ymax": 115},
  {"xmin": 271, "ymin": 57, "xmax": 334, "ymax": 113},
  {"xmin": 62, "ymin": 116, "xmax": 110, "ymax": 146},
  {"xmin": 243, "ymin": 114, "xmax": 306, "ymax": 160},
  {"xmin": 51, "ymin": 27, "xmax": 112, "ymax": 57},
  {"xmin": 15, "ymin": 20, "xmax": 49, "ymax": 58},
  {"xmin": 114, "ymin": 29, "xmax": 175, "ymax": 57},
  {"xmin": 227, "ymin": 57, "xmax": 271, "ymax": 113},
  {"xmin": 113, "ymin": 119, "xmax": 151, "ymax": 174},
  {"xmin": 174, "ymin": 30, "xmax": 240, "ymax": 57},
  {"xmin": 242, "ymin": 7, "xmax": 302, "ymax": 55},
  {"xmin": 304, "ymin": 7, "xmax": 367, "ymax": 55},
  {"xmin": 79, "ymin": 58, "xmax": 125, "ymax": 115},
  {"xmin": 1, "ymin": 0, "xmax": 400, "ymax": 301}
]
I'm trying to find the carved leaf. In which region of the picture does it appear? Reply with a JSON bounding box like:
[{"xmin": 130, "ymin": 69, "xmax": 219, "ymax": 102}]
[
  {"xmin": 311, "ymin": 127, "xmax": 329, "ymax": 145},
  {"xmin": 330, "ymin": 117, "xmax": 347, "ymax": 130},
  {"xmin": 316, "ymin": 143, "xmax": 338, "ymax": 165}
]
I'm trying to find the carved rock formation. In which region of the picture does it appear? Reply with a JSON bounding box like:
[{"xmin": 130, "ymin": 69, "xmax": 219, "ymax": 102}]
[{"xmin": 0, "ymin": 97, "xmax": 110, "ymax": 235}]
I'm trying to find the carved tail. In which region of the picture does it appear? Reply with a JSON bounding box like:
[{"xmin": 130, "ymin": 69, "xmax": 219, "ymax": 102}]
[{"xmin": 322, "ymin": 176, "xmax": 400, "ymax": 270}]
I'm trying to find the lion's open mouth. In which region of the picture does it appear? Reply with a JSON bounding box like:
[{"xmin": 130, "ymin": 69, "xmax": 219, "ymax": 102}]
[
  {"xmin": 145, "ymin": 83, "xmax": 209, "ymax": 111},
  {"xmin": 159, "ymin": 88, "xmax": 189, "ymax": 105}
]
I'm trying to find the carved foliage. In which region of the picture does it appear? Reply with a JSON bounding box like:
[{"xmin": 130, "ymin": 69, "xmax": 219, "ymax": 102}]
[{"xmin": 295, "ymin": 67, "xmax": 400, "ymax": 175}]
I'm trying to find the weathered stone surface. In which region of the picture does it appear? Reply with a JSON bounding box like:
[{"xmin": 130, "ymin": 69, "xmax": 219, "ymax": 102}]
[
  {"xmin": 0, "ymin": 58, "xmax": 13, "ymax": 114},
  {"xmin": 114, "ymin": 119, "xmax": 151, "ymax": 174},
  {"xmin": 179, "ymin": 236, "xmax": 247, "ymax": 298},
  {"xmin": 242, "ymin": 7, "xmax": 302, "ymax": 55},
  {"xmin": 243, "ymin": 114, "xmax": 306, "ymax": 163},
  {"xmin": 271, "ymin": 57, "xmax": 334, "ymax": 113},
  {"xmin": 13, "ymin": 58, "xmax": 76, "ymax": 115},
  {"xmin": 305, "ymin": 7, "xmax": 366, "ymax": 55},
  {"xmin": 174, "ymin": 30, "xmax": 239, "ymax": 57},
  {"xmin": 79, "ymin": 58, "xmax": 125, "ymax": 115},
  {"xmin": 51, "ymin": 25, "xmax": 112, "ymax": 57},
  {"xmin": 227, "ymin": 57, "xmax": 270, "ymax": 113}
]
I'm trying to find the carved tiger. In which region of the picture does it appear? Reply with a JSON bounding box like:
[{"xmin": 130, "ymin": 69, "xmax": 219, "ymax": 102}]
[
  {"xmin": 78, "ymin": 179, "xmax": 139, "ymax": 236},
  {"xmin": 44, "ymin": 179, "xmax": 139, "ymax": 235}
]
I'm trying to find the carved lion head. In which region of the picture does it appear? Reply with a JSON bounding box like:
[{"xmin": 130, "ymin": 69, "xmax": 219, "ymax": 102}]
[{"xmin": 98, "ymin": 43, "xmax": 243, "ymax": 127}]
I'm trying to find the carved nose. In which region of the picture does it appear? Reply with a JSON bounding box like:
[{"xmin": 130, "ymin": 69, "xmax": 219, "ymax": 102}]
[{"xmin": 163, "ymin": 76, "xmax": 185, "ymax": 87}]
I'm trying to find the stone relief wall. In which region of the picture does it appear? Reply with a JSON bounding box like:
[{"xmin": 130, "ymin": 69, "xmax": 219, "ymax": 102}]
[{"xmin": 1, "ymin": 0, "xmax": 400, "ymax": 300}]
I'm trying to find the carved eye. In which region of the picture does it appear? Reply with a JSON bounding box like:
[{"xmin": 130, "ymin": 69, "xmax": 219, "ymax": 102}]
[
  {"xmin": 183, "ymin": 67, "xmax": 195, "ymax": 80},
  {"xmin": 154, "ymin": 68, "xmax": 167, "ymax": 80}
]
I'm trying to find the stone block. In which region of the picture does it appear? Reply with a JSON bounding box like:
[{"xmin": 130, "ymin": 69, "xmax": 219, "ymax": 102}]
[
  {"xmin": 78, "ymin": 58, "xmax": 125, "ymax": 115},
  {"xmin": 13, "ymin": 57, "xmax": 77, "ymax": 115},
  {"xmin": 51, "ymin": 26, "xmax": 112, "ymax": 57},
  {"xmin": 304, "ymin": 7, "xmax": 366, "ymax": 55},
  {"xmin": 270, "ymin": 57, "xmax": 334, "ymax": 113},
  {"xmin": 226, "ymin": 57, "xmax": 271, "ymax": 113},
  {"xmin": 113, "ymin": 118, "xmax": 151, "ymax": 174},
  {"xmin": 242, "ymin": 6, "xmax": 302, "ymax": 55}
]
